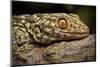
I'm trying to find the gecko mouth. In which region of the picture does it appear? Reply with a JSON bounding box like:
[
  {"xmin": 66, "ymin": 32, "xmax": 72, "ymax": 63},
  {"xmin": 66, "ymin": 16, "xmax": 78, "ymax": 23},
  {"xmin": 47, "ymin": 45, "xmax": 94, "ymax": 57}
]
[
  {"xmin": 58, "ymin": 31, "xmax": 89, "ymax": 39},
  {"xmin": 46, "ymin": 30, "xmax": 89, "ymax": 40}
]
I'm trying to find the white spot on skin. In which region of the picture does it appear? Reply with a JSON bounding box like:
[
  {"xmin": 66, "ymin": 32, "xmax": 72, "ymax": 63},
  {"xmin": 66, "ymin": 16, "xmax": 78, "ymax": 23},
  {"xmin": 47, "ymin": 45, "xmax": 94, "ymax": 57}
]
[
  {"xmin": 51, "ymin": 17, "xmax": 56, "ymax": 19},
  {"xmin": 45, "ymin": 20, "xmax": 50, "ymax": 25},
  {"xmin": 50, "ymin": 23, "xmax": 55, "ymax": 26},
  {"xmin": 43, "ymin": 35, "xmax": 48, "ymax": 39},
  {"xmin": 44, "ymin": 28, "xmax": 52, "ymax": 32},
  {"xmin": 21, "ymin": 20, "xmax": 25, "ymax": 23},
  {"xmin": 36, "ymin": 17, "xmax": 40, "ymax": 20},
  {"xmin": 21, "ymin": 16, "xmax": 27, "ymax": 19},
  {"xmin": 34, "ymin": 15, "xmax": 38, "ymax": 19},
  {"xmin": 54, "ymin": 30, "xmax": 59, "ymax": 33},
  {"xmin": 21, "ymin": 48, "xmax": 24, "ymax": 51},
  {"xmin": 25, "ymin": 23, "xmax": 30, "ymax": 28},
  {"xmin": 42, "ymin": 19, "xmax": 47, "ymax": 22},
  {"xmin": 24, "ymin": 44, "xmax": 28, "ymax": 47},
  {"xmin": 37, "ymin": 34, "xmax": 41, "ymax": 37},
  {"xmin": 21, "ymin": 28, "xmax": 26, "ymax": 32}
]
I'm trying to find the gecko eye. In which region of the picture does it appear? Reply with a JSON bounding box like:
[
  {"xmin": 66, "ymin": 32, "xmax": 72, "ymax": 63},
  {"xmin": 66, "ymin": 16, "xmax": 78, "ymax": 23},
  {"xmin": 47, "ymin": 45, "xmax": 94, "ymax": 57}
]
[{"xmin": 57, "ymin": 18, "xmax": 68, "ymax": 29}]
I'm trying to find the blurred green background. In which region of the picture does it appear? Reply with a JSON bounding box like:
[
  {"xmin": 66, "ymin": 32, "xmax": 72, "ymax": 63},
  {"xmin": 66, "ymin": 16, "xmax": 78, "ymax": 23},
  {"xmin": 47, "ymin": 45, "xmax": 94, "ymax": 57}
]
[{"xmin": 12, "ymin": 1, "xmax": 96, "ymax": 34}]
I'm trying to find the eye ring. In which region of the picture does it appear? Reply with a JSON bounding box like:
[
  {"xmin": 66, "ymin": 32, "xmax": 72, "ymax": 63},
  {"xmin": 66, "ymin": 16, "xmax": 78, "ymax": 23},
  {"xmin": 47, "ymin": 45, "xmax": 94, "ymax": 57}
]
[{"xmin": 57, "ymin": 18, "xmax": 68, "ymax": 29}]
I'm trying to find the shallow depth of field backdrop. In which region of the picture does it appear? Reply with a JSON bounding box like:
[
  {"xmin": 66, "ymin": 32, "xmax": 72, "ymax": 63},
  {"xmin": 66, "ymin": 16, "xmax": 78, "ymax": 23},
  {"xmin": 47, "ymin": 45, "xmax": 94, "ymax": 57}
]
[{"xmin": 12, "ymin": 1, "xmax": 96, "ymax": 34}]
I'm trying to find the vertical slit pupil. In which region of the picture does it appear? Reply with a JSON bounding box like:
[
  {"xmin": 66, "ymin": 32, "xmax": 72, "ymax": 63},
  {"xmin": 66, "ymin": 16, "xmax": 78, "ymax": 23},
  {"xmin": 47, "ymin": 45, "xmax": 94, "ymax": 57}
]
[{"xmin": 58, "ymin": 18, "xmax": 67, "ymax": 29}]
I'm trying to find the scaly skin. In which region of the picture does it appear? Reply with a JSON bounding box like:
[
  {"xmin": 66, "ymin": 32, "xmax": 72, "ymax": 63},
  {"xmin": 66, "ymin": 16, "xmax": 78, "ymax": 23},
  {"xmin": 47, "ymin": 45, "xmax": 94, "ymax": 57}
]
[{"xmin": 12, "ymin": 13, "xmax": 89, "ymax": 58}]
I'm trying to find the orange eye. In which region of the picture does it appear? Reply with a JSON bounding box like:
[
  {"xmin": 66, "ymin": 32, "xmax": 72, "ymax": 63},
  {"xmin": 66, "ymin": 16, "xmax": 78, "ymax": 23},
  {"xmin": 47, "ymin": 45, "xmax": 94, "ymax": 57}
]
[{"xmin": 58, "ymin": 18, "xmax": 68, "ymax": 29}]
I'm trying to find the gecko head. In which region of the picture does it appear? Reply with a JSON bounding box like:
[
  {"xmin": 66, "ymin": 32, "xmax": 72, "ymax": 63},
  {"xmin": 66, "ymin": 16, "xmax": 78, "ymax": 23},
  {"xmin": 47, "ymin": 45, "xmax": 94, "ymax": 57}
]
[{"xmin": 39, "ymin": 13, "xmax": 89, "ymax": 41}]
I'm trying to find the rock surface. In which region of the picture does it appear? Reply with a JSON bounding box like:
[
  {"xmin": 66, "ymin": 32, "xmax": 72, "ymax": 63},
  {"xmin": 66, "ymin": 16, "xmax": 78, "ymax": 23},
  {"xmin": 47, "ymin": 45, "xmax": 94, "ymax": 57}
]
[{"xmin": 13, "ymin": 35, "xmax": 96, "ymax": 66}]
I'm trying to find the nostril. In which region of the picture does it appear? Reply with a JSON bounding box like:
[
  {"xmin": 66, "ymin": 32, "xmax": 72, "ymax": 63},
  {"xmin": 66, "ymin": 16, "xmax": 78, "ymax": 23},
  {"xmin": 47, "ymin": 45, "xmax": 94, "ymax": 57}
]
[
  {"xmin": 82, "ymin": 27, "xmax": 89, "ymax": 33},
  {"xmin": 86, "ymin": 27, "xmax": 90, "ymax": 33}
]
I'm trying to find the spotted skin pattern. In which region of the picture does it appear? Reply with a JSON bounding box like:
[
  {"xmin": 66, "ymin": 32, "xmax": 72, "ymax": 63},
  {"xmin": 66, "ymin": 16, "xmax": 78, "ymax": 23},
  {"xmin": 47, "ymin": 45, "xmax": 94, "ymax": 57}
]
[{"xmin": 12, "ymin": 13, "xmax": 89, "ymax": 58}]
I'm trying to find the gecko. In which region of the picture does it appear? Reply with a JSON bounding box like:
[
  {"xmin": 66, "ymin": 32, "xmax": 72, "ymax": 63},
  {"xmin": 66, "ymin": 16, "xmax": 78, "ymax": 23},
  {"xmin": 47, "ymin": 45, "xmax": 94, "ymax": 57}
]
[{"xmin": 12, "ymin": 13, "xmax": 89, "ymax": 59}]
